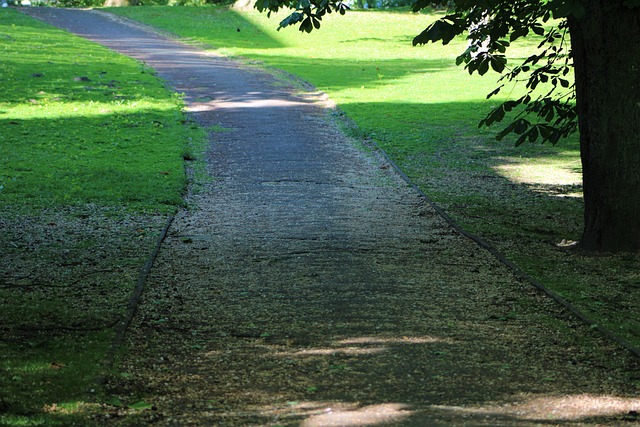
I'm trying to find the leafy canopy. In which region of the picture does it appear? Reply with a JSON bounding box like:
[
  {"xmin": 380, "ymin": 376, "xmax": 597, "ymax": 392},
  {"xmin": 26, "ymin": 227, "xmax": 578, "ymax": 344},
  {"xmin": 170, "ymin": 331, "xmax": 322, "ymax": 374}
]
[
  {"xmin": 254, "ymin": 0, "xmax": 350, "ymax": 33},
  {"xmin": 410, "ymin": 0, "xmax": 589, "ymax": 145}
]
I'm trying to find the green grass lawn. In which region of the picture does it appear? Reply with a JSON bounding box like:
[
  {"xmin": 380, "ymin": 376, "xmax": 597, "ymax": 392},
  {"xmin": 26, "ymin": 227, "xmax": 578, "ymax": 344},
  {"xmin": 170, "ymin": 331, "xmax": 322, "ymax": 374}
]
[
  {"xmin": 108, "ymin": 5, "xmax": 640, "ymax": 352},
  {"xmin": 0, "ymin": 9, "xmax": 204, "ymax": 425},
  {"xmin": 0, "ymin": 10, "xmax": 197, "ymax": 212}
]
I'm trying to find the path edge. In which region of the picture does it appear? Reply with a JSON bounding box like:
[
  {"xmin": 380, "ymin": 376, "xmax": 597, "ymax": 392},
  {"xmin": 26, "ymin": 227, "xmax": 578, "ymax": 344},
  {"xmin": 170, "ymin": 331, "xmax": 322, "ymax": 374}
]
[
  {"xmin": 339, "ymin": 114, "xmax": 640, "ymax": 360},
  {"xmin": 93, "ymin": 212, "xmax": 175, "ymax": 392}
]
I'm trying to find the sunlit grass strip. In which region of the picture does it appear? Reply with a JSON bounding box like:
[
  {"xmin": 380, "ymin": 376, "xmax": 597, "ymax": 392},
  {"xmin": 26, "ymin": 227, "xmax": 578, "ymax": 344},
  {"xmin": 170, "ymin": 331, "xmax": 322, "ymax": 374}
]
[{"xmin": 0, "ymin": 9, "xmax": 196, "ymax": 213}]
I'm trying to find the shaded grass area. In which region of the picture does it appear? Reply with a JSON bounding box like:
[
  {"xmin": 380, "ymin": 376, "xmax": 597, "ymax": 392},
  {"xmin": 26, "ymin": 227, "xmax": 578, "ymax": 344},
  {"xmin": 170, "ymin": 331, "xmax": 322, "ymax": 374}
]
[
  {"xmin": 0, "ymin": 10, "xmax": 204, "ymax": 425},
  {"xmin": 108, "ymin": 5, "xmax": 640, "ymax": 350}
]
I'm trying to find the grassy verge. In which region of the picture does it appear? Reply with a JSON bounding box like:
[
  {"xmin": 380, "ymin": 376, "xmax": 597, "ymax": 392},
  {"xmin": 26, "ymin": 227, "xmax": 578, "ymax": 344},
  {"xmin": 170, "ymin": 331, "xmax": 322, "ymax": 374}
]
[
  {"xmin": 1, "ymin": 11, "xmax": 192, "ymax": 211},
  {"xmin": 0, "ymin": 9, "xmax": 204, "ymax": 425},
  {"xmin": 107, "ymin": 5, "xmax": 640, "ymax": 350}
]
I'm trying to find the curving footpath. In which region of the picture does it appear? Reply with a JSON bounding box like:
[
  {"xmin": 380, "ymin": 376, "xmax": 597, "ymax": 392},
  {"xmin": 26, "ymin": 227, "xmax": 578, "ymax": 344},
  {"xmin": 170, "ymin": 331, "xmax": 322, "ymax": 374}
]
[{"xmin": 23, "ymin": 8, "xmax": 639, "ymax": 426}]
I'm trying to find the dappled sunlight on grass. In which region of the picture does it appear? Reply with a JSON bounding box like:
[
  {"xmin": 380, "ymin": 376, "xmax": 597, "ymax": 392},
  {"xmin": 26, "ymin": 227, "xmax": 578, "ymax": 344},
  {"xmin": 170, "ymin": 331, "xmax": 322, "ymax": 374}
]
[
  {"xmin": 489, "ymin": 146, "xmax": 583, "ymax": 198},
  {"xmin": 493, "ymin": 159, "xmax": 582, "ymax": 196},
  {"xmin": 42, "ymin": 401, "xmax": 99, "ymax": 416},
  {"xmin": 1, "ymin": 100, "xmax": 176, "ymax": 120},
  {"xmin": 5, "ymin": 361, "xmax": 58, "ymax": 375},
  {"xmin": 242, "ymin": 401, "xmax": 414, "ymax": 427},
  {"xmin": 265, "ymin": 334, "xmax": 458, "ymax": 358}
]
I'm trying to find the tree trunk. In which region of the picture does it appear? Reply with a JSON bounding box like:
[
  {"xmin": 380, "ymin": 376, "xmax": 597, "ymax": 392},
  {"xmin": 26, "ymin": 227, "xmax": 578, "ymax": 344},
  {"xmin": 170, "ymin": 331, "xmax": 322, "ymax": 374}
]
[{"xmin": 568, "ymin": 1, "xmax": 640, "ymax": 252}]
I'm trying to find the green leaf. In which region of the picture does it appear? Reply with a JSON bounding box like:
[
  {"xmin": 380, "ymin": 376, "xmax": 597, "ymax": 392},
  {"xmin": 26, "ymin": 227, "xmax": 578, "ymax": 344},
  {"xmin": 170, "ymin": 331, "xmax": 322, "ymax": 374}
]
[
  {"xmin": 545, "ymin": 106, "xmax": 555, "ymax": 122},
  {"xmin": 411, "ymin": 0, "xmax": 431, "ymax": 12},
  {"xmin": 300, "ymin": 17, "xmax": 314, "ymax": 33},
  {"xmin": 514, "ymin": 118, "xmax": 529, "ymax": 134},
  {"xmin": 547, "ymin": 0, "xmax": 586, "ymax": 19},
  {"xmin": 130, "ymin": 401, "xmax": 154, "ymax": 410},
  {"xmin": 493, "ymin": 39, "xmax": 510, "ymax": 53},
  {"xmin": 480, "ymin": 109, "xmax": 497, "ymax": 127},
  {"xmin": 486, "ymin": 84, "xmax": 503, "ymax": 99},
  {"xmin": 477, "ymin": 58, "xmax": 490, "ymax": 75},
  {"xmin": 455, "ymin": 52, "xmax": 468, "ymax": 66},
  {"xmin": 490, "ymin": 56, "xmax": 507, "ymax": 73},
  {"xmin": 278, "ymin": 12, "xmax": 304, "ymax": 30},
  {"xmin": 510, "ymin": 27, "xmax": 528, "ymax": 42},
  {"xmin": 515, "ymin": 133, "xmax": 528, "ymax": 146},
  {"xmin": 107, "ymin": 398, "xmax": 124, "ymax": 407},
  {"xmin": 503, "ymin": 100, "xmax": 518, "ymax": 112},
  {"xmin": 531, "ymin": 24, "xmax": 545, "ymax": 36},
  {"xmin": 496, "ymin": 121, "xmax": 517, "ymax": 141},
  {"xmin": 413, "ymin": 20, "xmax": 463, "ymax": 46},
  {"xmin": 538, "ymin": 124, "xmax": 552, "ymax": 140},
  {"xmin": 549, "ymin": 129, "xmax": 562, "ymax": 144}
]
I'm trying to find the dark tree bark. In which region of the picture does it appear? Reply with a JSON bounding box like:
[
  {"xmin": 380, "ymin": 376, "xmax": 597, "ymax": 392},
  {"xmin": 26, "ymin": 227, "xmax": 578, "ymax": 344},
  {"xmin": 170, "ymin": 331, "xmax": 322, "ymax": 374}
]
[{"xmin": 568, "ymin": 1, "xmax": 640, "ymax": 251}]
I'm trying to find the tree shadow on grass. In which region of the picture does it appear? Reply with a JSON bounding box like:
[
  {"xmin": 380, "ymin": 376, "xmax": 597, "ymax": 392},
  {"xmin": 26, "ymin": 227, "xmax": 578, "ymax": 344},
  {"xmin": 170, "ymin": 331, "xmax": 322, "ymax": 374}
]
[{"xmin": 238, "ymin": 54, "xmax": 458, "ymax": 92}]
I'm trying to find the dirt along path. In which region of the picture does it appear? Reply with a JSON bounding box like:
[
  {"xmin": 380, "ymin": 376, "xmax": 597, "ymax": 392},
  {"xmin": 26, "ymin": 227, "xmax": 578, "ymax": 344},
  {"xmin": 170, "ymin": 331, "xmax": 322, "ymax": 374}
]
[{"xmin": 23, "ymin": 8, "xmax": 640, "ymax": 426}]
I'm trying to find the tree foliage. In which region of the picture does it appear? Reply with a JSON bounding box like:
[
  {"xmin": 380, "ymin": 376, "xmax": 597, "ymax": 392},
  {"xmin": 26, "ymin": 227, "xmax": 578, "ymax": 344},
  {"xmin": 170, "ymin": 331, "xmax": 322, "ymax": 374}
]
[
  {"xmin": 254, "ymin": 0, "xmax": 350, "ymax": 33},
  {"xmin": 410, "ymin": 0, "xmax": 588, "ymax": 146}
]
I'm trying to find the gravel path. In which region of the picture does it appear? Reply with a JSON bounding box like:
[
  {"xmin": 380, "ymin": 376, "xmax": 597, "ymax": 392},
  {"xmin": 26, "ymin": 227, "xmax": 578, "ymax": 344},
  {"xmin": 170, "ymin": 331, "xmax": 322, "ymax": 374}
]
[{"xmin": 23, "ymin": 8, "xmax": 640, "ymax": 426}]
